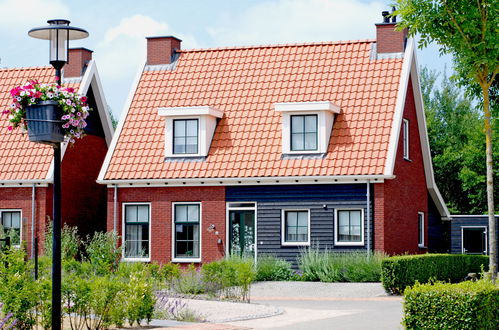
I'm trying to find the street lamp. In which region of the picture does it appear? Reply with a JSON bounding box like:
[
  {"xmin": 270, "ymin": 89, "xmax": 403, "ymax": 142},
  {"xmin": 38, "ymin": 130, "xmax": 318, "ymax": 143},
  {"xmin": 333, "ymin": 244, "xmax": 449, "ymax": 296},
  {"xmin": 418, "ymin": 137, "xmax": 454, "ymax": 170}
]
[{"xmin": 28, "ymin": 19, "xmax": 88, "ymax": 330}]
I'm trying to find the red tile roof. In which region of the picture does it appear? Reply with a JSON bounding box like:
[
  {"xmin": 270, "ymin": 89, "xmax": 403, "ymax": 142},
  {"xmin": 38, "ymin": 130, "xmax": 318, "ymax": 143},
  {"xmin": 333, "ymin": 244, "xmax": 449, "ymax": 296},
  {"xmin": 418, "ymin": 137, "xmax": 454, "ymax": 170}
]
[
  {"xmin": 105, "ymin": 40, "xmax": 404, "ymax": 180},
  {"xmin": 0, "ymin": 67, "xmax": 78, "ymax": 181}
]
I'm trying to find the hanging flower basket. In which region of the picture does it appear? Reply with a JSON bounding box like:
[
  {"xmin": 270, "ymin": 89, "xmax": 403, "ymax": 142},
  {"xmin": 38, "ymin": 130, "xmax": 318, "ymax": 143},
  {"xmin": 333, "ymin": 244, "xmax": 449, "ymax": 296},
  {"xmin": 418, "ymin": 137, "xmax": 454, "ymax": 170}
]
[{"xmin": 3, "ymin": 79, "xmax": 91, "ymax": 144}]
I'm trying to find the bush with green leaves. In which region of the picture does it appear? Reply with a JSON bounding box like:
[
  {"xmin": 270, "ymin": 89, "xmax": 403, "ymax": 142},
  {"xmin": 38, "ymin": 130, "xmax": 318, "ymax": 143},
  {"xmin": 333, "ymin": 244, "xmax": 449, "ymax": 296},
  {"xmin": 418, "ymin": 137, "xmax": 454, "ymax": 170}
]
[
  {"xmin": 403, "ymin": 279, "xmax": 499, "ymax": 329},
  {"xmin": 299, "ymin": 248, "xmax": 385, "ymax": 282},
  {"xmin": 85, "ymin": 231, "xmax": 121, "ymax": 274},
  {"xmin": 154, "ymin": 262, "xmax": 181, "ymax": 289},
  {"xmin": 381, "ymin": 254, "xmax": 489, "ymax": 294},
  {"xmin": 255, "ymin": 255, "xmax": 293, "ymax": 281},
  {"xmin": 176, "ymin": 264, "xmax": 205, "ymax": 295}
]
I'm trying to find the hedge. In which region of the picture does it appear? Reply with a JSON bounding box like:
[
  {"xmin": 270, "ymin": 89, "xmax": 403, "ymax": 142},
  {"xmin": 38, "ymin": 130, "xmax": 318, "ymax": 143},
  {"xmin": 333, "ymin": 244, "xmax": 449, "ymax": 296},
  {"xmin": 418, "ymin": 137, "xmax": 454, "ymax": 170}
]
[
  {"xmin": 381, "ymin": 254, "xmax": 488, "ymax": 294},
  {"xmin": 403, "ymin": 280, "xmax": 499, "ymax": 329}
]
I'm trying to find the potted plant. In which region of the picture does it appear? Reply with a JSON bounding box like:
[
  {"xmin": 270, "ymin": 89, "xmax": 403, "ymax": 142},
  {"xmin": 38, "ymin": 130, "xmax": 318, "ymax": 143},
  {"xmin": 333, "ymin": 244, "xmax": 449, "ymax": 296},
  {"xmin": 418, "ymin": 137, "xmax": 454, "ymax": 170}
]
[{"xmin": 3, "ymin": 79, "xmax": 91, "ymax": 144}]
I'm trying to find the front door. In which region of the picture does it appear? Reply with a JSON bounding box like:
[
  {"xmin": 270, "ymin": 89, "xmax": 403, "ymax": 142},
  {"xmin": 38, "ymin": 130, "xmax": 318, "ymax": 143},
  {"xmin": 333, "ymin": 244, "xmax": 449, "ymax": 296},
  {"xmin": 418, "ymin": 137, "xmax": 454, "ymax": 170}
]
[
  {"xmin": 229, "ymin": 210, "xmax": 255, "ymax": 258},
  {"xmin": 462, "ymin": 227, "xmax": 487, "ymax": 254}
]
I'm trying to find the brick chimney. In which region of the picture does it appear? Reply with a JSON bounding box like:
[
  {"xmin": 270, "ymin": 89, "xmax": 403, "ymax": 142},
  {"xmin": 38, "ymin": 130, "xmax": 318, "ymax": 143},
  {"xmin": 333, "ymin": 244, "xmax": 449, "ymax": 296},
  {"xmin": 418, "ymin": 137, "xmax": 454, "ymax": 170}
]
[
  {"xmin": 375, "ymin": 10, "xmax": 408, "ymax": 54},
  {"xmin": 64, "ymin": 48, "xmax": 93, "ymax": 78},
  {"xmin": 146, "ymin": 36, "xmax": 182, "ymax": 65}
]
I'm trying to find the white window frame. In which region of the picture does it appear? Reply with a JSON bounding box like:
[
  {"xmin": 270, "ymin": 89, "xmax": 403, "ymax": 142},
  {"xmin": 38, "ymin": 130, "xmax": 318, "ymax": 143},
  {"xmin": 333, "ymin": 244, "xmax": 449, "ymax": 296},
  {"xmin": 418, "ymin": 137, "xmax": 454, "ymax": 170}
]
[
  {"xmin": 403, "ymin": 118, "xmax": 410, "ymax": 160},
  {"xmin": 281, "ymin": 209, "xmax": 311, "ymax": 246},
  {"xmin": 334, "ymin": 208, "xmax": 365, "ymax": 246},
  {"xmin": 122, "ymin": 202, "xmax": 151, "ymax": 262},
  {"xmin": 172, "ymin": 202, "xmax": 202, "ymax": 263},
  {"xmin": 461, "ymin": 226, "xmax": 488, "ymax": 254},
  {"xmin": 418, "ymin": 212, "xmax": 425, "ymax": 247},
  {"xmin": 226, "ymin": 202, "xmax": 258, "ymax": 263},
  {"xmin": 0, "ymin": 209, "xmax": 22, "ymax": 248}
]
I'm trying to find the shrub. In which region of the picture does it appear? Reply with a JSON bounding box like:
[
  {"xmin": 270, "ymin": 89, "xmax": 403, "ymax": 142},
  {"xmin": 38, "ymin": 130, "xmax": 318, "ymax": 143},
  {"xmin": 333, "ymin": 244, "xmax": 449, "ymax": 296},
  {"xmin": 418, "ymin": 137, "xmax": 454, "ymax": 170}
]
[
  {"xmin": 85, "ymin": 231, "xmax": 121, "ymax": 274},
  {"xmin": 255, "ymin": 255, "xmax": 293, "ymax": 281},
  {"xmin": 403, "ymin": 280, "xmax": 499, "ymax": 329},
  {"xmin": 0, "ymin": 302, "xmax": 17, "ymax": 329},
  {"xmin": 44, "ymin": 223, "xmax": 82, "ymax": 261},
  {"xmin": 156, "ymin": 262, "xmax": 182, "ymax": 289},
  {"xmin": 299, "ymin": 248, "xmax": 385, "ymax": 282},
  {"xmin": 381, "ymin": 254, "xmax": 489, "ymax": 294},
  {"xmin": 176, "ymin": 264, "xmax": 205, "ymax": 295}
]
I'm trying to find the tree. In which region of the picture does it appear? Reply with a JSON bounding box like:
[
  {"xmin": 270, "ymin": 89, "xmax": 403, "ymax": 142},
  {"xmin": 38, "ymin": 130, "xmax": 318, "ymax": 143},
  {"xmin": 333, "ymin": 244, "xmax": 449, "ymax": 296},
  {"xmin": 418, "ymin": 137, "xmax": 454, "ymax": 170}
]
[
  {"xmin": 395, "ymin": 0, "xmax": 498, "ymax": 279},
  {"xmin": 420, "ymin": 67, "xmax": 499, "ymax": 214}
]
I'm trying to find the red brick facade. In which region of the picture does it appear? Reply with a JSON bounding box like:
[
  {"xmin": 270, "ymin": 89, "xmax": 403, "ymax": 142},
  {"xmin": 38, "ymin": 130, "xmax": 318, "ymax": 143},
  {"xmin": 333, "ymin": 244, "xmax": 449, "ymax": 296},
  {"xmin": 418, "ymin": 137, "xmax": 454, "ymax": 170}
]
[
  {"xmin": 374, "ymin": 76, "xmax": 428, "ymax": 254},
  {"xmin": 107, "ymin": 186, "xmax": 225, "ymax": 264}
]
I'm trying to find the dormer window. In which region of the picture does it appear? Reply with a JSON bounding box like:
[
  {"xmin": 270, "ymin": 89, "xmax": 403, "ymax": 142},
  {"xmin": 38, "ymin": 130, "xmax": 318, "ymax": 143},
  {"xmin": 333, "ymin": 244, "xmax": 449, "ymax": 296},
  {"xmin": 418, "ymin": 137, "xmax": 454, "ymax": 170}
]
[
  {"xmin": 174, "ymin": 119, "xmax": 199, "ymax": 154},
  {"xmin": 158, "ymin": 106, "xmax": 223, "ymax": 158},
  {"xmin": 275, "ymin": 101, "xmax": 340, "ymax": 155}
]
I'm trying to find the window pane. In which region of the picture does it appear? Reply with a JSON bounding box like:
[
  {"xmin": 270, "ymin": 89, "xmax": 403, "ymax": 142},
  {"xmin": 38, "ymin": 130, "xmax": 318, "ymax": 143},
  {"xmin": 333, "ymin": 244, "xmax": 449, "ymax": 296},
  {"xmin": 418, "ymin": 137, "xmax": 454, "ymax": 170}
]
[
  {"xmin": 291, "ymin": 116, "xmax": 304, "ymax": 133},
  {"xmin": 338, "ymin": 211, "xmax": 349, "ymax": 227},
  {"xmin": 339, "ymin": 225, "xmax": 349, "ymax": 235},
  {"xmin": 175, "ymin": 205, "xmax": 188, "ymax": 222},
  {"xmin": 305, "ymin": 115, "xmax": 317, "ymax": 132},
  {"xmin": 174, "ymin": 137, "xmax": 186, "ymax": 154},
  {"xmin": 351, "ymin": 225, "xmax": 361, "ymax": 236},
  {"xmin": 174, "ymin": 120, "xmax": 186, "ymax": 137},
  {"xmin": 298, "ymin": 212, "xmax": 308, "ymax": 226},
  {"xmin": 187, "ymin": 205, "xmax": 199, "ymax": 222},
  {"xmin": 185, "ymin": 137, "xmax": 198, "ymax": 153},
  {"xmin": 186, "ymin": 120, "xmax": 198, "ymax": 136},
  {"xmin": 337, "ymin": 210, "xmax": 363, "ymax": 243},
  {"xmin": 11, "ymin": 212, "xmax": 20, "ymax": 228},
  {"xmin": 137, "ymin": 205, "xmax": 149, "ymax": 222},
  {"xmin": 125, "ymin": 205, "xmax": 137, "ymax": 222},
  {"xmin": 291, "ymin": 133, "xmax": 304, "ymax": 150},
  {"xmin": 297, "ymin": 226, "xmax": 308, "ymax": 235},
  {"xmin": 350, "ymin": 211, "xmax": 361, "ymax": 226},
  {"xmin": 304, "ymin": 133, "xmax": 317, "ymax": 150},
  {"xmin": 286, "ymin": 212, "xmax": 297, "ymax": 226}
]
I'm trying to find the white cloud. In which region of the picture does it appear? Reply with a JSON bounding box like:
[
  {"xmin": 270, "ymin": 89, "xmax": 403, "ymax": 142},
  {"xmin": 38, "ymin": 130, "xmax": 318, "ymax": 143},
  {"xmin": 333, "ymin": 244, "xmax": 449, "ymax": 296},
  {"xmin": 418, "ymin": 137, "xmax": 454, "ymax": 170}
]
[
  {"xmin": 208, "ymin": 0, "xmax": 385, "ymax": 46},
  {"xmin": 0, "ymin": 0, "xmax": 70, "ymax": 29}
]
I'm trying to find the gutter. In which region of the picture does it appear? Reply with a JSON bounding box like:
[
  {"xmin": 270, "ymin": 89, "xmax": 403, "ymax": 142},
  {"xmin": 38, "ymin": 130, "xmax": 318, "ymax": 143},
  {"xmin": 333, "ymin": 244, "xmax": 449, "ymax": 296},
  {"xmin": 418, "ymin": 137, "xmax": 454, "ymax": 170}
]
[{"xmin": 31, "ymin": 184, "xmax": 36, "ymax": 259}]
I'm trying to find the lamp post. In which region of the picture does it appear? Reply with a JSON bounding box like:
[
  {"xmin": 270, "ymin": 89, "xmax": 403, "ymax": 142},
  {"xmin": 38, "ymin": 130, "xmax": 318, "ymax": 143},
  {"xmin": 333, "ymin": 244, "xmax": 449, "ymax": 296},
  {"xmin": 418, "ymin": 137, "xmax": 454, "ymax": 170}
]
[{"xmin": 28, "ymin": 19, "xmax": 88, "ymax": 330}]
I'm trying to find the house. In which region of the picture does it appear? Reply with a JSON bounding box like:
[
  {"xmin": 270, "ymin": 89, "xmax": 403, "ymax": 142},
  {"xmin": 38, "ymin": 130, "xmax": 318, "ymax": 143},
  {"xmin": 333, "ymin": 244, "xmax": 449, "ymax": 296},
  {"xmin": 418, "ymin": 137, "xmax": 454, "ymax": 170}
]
[
  {"xmin": 97, "ymin": 13, "xmax": 450, "ymax": 265},
  {"xmin": 0, "ymin": 48, "xmax": 114, "ymax": 256},
  {"xmin": 449, "ymin": 215, "xmax": 498, "ymax": 258}
]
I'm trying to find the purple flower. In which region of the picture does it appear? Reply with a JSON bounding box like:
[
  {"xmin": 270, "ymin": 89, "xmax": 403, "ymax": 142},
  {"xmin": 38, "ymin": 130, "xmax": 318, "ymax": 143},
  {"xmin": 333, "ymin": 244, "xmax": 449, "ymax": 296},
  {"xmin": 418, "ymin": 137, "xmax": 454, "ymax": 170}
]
[{"xmin": 66, "ymin": 99, "xmax": 72, "ymax": 105}]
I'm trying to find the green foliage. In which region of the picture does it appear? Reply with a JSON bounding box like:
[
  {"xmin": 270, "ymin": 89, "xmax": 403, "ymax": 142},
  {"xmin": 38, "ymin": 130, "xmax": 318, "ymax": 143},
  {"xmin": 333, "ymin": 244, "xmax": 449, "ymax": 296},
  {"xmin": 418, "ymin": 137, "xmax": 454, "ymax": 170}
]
[
  {"xmin": 85, "ymin": 231, "xmax": 121, "ymax": 274},
  {"xmin": 403, "ymin": 279, "xmax": 499, "ymax": 329},
  {"xmin": 381, "ymin": 254, "xmax": 489, "ymax": 294},
  {"xmin": 201, "ymin": 257, "xmax": 256, "ymax": 302},
  {"xmin": 155, "ymin": 262, "xmax": 182, "ymax": 289},
  {"xmin": 420, "ymin": 67, "xmax": 499, "ymax": 214},
  {"xmin": 255, "ymin": 255, "xmax": 293, "ymax": 281},
  {"xmin": 299, "ymin": 248, "xmax": 385, "ymax": 282},
  {"xmin": 176, "ymin": 264, "xmax": 205, "ymax": 295},
  {"xmin": 44, "ymin": 222, "xmax": 82, "ymax": 261}
]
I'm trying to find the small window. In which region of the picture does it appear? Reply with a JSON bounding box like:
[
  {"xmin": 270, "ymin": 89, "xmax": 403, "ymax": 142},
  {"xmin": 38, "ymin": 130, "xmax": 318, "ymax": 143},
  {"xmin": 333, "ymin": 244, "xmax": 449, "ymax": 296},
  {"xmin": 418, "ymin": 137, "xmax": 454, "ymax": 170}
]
[
  {"xmin": 123, "ymin": 204, "xmax": 150, "ymax": 259},
  {"xmin": 282, "ymin": 210, "xmax": 310, "ymax": 246},
  {"xmin": 418, "ymin": 212, "xmax": 425, "ymax": 247},
  {"xmin": 1, "ymin": 210, "xmax": 21, "ymax": 246},
  {"xmin": 335, "ymin": 209, "xmax": 364, "ymax": 245},
  {"xmin": 173, "ymin": 119, "xmax": 198, "ymax": 154},
  {"xmin": 403, "ymin": 119, "xmax": 409, "ymax": 160},
  {"xmin": 173, "ymin": 203, "xmax": 200, "ymax": 260},
  {"xmin": 291, "ymin": 115, "xmax": 318, "ymax": 151}
]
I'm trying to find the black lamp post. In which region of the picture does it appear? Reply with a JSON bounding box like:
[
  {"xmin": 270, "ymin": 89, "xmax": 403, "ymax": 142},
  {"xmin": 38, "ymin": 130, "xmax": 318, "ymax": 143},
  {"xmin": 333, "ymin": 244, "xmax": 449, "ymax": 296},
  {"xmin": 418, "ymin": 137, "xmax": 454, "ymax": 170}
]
[{"xmin": 28, "ymin": 19, "xmax": 88, "ymax": 330}]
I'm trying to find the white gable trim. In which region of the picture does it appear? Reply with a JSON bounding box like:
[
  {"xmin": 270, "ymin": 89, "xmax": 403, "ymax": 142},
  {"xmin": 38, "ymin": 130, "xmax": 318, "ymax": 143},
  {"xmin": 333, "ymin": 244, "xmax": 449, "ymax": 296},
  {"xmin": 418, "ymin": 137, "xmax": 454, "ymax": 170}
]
[
  {"xmin": 97, "ymin": 60, "xmax": 146, "ymax": 182},
  {"xmin": 384, "ymin": 38, "xmax": 449, "ymax": 218}
]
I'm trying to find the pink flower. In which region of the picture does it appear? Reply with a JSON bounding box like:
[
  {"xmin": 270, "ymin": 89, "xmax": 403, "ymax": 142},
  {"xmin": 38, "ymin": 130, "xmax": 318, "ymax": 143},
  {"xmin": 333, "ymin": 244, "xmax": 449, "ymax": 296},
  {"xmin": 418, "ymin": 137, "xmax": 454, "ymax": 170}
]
[
  {"xmin": 53, "ymin": 76, "xmax": 59, "ymax": 82},
  {"xmin": 66, "ymin": 99, "xmax": 72, "ymax": 105},
  {"xmin": 7, "ymin": 126, "xmax": 12, "ymax": 131}
]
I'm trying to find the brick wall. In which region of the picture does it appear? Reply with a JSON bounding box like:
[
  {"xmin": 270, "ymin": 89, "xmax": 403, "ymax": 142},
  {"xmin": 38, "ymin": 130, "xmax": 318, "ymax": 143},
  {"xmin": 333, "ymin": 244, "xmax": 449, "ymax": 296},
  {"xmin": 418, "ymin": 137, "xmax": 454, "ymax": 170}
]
[
  {"xmin": 146, "ymin": 36, "xmax": 181, "ymax": 65},
  {"xmin": 107, "ymin": 186, "xmax": 225, "ymax": 264},
  {"xmin": 375, "ymin": 76, "xmax": 428, "ymax": 254},
  {"xmin": 376, "ymin": 23, "xmax": 407, "ymax": 54},
  {"xmin": 62, "ymin": 135, "xmax": 108, "ymax": 238}
]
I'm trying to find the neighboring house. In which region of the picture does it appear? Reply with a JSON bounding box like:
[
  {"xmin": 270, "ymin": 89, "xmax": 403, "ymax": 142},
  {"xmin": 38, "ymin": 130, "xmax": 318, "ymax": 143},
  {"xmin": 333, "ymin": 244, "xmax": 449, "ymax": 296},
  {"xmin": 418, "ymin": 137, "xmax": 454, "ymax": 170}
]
[
  {"xmin": 449, "ymin": 215, "xmax": 498, "ymax": 260},
  {"xmin": 0, "ymin": 48, "xmax": 114, "ymax": 255},
  {"xmin": 98, "ymin": 13, "xmax": 450, "ymax": 265}
]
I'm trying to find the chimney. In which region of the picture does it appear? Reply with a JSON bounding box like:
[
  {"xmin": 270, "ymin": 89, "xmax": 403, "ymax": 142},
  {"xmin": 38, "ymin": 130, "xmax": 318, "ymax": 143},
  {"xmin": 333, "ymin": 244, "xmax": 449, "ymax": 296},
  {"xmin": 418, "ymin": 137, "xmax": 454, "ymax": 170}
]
[
  {"xmin": 64, "ymin": 48, "xmax": 93, "ymax": 78},
  {"xmin": 146, "ymin": 36, "xmax": 182, "ymax": 65},
  {"xmin": 375, "ymin": 9, "xmax": 408, "ymax": 54}
]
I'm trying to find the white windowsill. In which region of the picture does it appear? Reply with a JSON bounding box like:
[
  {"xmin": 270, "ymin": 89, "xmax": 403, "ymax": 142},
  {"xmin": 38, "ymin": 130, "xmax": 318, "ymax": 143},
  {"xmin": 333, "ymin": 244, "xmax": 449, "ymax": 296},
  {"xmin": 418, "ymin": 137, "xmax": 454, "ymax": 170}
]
[
  {"xmin": 172, "ymin": 258, "xmax": 201, "ymax": 263},
  {"xmin": 334, "ymin": 242, "xmax": 365, "ymax": 247},
  {"xmin": 122, "ymin": 257, "xmax": 151, "ymax": 263},
  {"xmin": 282, "ymin": 241, "xmax": 310, "ymax": 247}
]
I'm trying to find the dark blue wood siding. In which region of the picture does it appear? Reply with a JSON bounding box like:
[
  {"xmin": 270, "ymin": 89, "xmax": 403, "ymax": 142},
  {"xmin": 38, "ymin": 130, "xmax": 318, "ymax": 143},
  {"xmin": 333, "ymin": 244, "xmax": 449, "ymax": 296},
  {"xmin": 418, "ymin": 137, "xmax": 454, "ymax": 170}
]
[
  {"xmin": 428, "ymin": 195, "xmax": 450, "ymax": 253},
  {"xmin": 226, "ymin": 184, "xmax": 371, "ymax": 265}
]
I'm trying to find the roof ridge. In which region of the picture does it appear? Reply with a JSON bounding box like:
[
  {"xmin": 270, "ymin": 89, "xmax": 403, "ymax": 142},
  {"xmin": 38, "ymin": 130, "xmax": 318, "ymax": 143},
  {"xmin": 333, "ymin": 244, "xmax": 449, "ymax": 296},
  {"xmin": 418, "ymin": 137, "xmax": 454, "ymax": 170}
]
[
  {"xmin": 179, "ymin": 39, "xmax": 375, "ymax": 53},
  {"xmin": 0, "ymin": 66, "xmax": 51, "ymax": 72}
]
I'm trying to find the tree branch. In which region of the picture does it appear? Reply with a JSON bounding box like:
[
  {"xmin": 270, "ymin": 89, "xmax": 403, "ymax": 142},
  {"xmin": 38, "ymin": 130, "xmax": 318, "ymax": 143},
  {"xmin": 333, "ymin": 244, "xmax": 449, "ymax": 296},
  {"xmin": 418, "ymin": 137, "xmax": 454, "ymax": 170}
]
[{"xmin": 442, "ymin": 0, "xmax": 474, "ymax": 48}]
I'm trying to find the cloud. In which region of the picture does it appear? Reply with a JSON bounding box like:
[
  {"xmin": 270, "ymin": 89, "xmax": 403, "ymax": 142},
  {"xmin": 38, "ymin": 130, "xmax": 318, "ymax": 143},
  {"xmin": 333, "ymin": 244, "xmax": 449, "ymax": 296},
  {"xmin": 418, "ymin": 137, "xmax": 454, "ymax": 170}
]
[{"xmin": 208, "ymin": 0, "xmax": 385, "ymax": 46}]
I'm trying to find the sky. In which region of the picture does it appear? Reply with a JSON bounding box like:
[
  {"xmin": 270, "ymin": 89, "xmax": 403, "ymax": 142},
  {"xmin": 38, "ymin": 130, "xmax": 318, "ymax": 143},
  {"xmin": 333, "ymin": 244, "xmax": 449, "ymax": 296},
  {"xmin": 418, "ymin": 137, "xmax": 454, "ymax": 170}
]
[{"xmin": 0, "ymin": 0, "xmax": 453, "ymax": 119}]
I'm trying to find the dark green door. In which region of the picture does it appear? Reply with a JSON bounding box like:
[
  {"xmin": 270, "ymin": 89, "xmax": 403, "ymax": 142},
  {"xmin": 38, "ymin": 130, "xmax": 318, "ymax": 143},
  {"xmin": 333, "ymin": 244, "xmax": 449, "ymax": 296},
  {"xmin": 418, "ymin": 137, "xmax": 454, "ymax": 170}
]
[{"xmin": 229, "ymin": 210, "xmax": 255, "ymax": 258}]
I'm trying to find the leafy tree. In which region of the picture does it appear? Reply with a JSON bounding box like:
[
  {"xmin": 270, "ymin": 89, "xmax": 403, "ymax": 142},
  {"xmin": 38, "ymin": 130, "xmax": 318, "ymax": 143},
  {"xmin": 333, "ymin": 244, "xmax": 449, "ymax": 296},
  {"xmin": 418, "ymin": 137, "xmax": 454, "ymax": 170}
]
[
  {"xmin": 421, "ymin": 67, "xmax": 499, "ymax": 214},
  {"xmin": 395, "ymin": 0, "xmax": 498, "ymax": 279}
]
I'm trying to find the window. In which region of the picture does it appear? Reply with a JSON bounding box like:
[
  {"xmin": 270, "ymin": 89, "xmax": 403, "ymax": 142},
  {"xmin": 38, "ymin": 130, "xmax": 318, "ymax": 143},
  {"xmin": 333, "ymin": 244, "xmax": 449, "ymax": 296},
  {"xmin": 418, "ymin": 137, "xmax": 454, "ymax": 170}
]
[
  {"xmin": 123, "ymin": 204, "xmax": 150, "ymax": 260},
  {"xmin": 335, "ymin": 209, "xmax": 364, "ymax": 246},
  {"xmin": 403, "ymin": 119, "xmax": 409, "ymax": 160},
  {"xmin": 291, "ymin": 115, "xmax": 318, "ymax": 151},
  {"xmin": 173, "ymin": 119, "xmax": 198, "ymax": 154},
  {"xmin": 418, "ymin": 212, "xmax": 425, "ymax": 247},
  {"xmin": 281, "ymin": 210, "xmax": 310, "ymax": 246},
  {"xmin": 0, "ymin": 210, "xmax": 21, "ymax": 246},
  {"xmin": 173, "ymin": 203, "xmax": 201, "ymax": 261}
]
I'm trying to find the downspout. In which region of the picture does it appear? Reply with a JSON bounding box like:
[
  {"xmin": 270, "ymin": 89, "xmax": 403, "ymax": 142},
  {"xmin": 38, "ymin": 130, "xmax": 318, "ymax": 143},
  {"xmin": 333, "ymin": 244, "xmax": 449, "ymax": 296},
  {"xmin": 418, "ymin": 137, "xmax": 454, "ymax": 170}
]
[
  {"xmin": 31, "ymin": 184, "xmax": 36, "ymax": 259},
  {"xmin": 113, "ymin": 184, "xmax": 118, "ymax": 233},
  {"xmin": 366, "ymin": 180, "xmax": 371, "ymax": 256}
]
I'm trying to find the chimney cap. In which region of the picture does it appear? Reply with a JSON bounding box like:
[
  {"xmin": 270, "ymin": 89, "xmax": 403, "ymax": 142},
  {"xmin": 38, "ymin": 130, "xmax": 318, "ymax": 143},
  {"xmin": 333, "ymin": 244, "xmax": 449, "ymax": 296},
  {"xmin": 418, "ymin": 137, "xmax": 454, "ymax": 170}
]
[
  {"xmin": 146, "ymin": 35, "xmax": 182, "ymax": 42},
  {"xmin": 68, "ymin": 47, "xmax": 94, "ymax": 53}
]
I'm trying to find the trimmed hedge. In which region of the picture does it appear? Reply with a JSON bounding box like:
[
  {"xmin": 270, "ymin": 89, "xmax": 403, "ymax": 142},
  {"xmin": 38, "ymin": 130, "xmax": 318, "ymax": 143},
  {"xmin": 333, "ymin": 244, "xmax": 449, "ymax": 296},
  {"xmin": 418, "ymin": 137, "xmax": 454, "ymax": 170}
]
[
  {"xmin": 403, "ymin": 280, "xmax": 499, "ymax": 329},
  {"xmin": 381, "ymin": 254, "xmax": 488, "ymax": 294}
]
